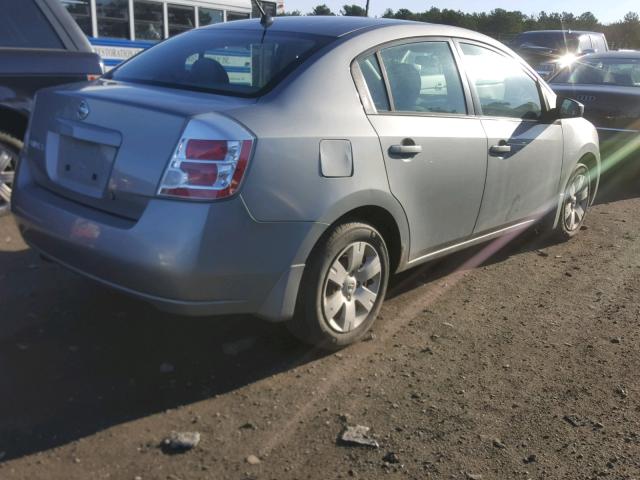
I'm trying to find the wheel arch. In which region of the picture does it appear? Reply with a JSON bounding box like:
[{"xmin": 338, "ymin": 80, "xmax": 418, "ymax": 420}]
[
  {"xmin": 326, "ymin": 205, "xmax": 405, "ymax": 274},
  {"xmin": 0, "ymin": 104, "xmax": 29, "ymax": 142},
  {"xmin": 551, "ymin": 147, "xmax": 600, "ymax": 230},
  {"xmin": 579, "ymin": 151, "xmax": 600, "ymax": 206},
  {"xmin": 559, "ymin": 118, "xmax": 601, "ymax": 206},
  {"xmin": 307, "ymin": 197, "xmax": 408, "ymax": 274},
  {"xmin": 257, "ymin": 199, "xmax": 409, "ymax": 323}
]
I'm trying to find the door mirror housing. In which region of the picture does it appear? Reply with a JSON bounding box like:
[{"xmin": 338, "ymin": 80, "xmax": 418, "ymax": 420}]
[
  {"xmin": 580, "ymin": 48, "xmax": 596, "ymax": 56},
  {"xmin": 555, "ymin": 97, "xmax": 584, "ymax": 119}
]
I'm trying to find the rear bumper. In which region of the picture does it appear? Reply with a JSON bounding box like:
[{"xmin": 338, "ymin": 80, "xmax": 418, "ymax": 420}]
[{"xmin": 12, "ymin": 160, "xmax": 324, "ymax": 320}]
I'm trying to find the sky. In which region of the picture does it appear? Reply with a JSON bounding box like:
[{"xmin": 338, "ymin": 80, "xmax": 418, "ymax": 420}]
[{"xmin": 286, "ymin": 0, "xmax": 639, "ymax": 24}]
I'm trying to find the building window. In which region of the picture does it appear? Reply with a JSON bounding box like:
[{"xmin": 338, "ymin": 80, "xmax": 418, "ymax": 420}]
[
  {"xmin": 199, "ymin": 7, "xmax": 223, "ymax": 26},
  {"xmin": 61, "ymin": 0, "xmax": 92, "ymax": 36},
  {"xmin": 134, "ymin": 0, "xmax": 163, "ymax": 40},
  {"xmin": 96, "ymin": 0, "xmax": 130, "ymax": 39},
  {"xmin": 168, "ymin": 4, "xmax": 195, "ymax": 37},
  {"xmin": 227, "ymin": 11, "xmax": 250, "ymax": 22}
]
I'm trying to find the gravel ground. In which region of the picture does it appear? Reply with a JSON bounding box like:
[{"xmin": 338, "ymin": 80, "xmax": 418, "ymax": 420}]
[{"xmin": 1, "ymin": 174, "xmax": 640, "ymax": 480}]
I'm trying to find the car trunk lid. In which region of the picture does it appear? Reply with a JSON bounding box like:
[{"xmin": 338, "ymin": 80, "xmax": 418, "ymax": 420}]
[{"xmin": 25, "ymin": 81, "xmax": 256, "ymax": 219}]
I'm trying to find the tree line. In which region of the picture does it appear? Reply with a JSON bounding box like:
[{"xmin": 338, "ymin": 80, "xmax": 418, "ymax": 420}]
[{"xmin": 279, "ymin": 5, "xmax": 640, "ymax": 49}]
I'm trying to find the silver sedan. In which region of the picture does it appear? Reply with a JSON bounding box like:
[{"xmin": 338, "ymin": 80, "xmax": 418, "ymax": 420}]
[{"xmin": 13, "ymin": 17, "xmax": 600, "ymax": 348}]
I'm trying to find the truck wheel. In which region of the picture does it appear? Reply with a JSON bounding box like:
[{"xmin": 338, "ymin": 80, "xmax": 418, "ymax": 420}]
[
  {"xmin": 0, "ymin": 132, "xmax": 21, "ymax": 217},
  {"xmin": 287, "ymin": 222, "xmax": 390, "ymax": 350}
]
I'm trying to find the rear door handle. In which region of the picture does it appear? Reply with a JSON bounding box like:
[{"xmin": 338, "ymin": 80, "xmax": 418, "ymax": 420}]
[
  {"xmin": 389, "ymin": 144, "xmax": 423, "ymax": 156},
  {"xmin": 489, "ymin": 144, "xmax": 512, "ymax": 155}
]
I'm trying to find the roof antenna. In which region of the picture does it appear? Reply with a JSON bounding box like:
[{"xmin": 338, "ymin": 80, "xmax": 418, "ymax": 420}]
[{"xmin": 252, "ymin": 0, "xmax": 274, "ymax": 29}]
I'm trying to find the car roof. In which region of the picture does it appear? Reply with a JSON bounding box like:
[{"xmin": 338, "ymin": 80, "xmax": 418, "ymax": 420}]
[{"xmin": 205, "ymin": 16, "xmax": 483, "ymax": 39}]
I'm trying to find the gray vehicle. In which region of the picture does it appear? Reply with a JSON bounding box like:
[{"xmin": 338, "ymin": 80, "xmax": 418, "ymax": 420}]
[{"xmin": 12, "ymin": 17, "xmax": 600, "ymax": 348}]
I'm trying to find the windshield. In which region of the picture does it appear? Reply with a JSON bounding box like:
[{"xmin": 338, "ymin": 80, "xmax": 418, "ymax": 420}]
[
  {"xmin": 552, "ymin": 57, "xmax": 640, "ymax": 86},
  {"xmin": 109, "ymin": 28, "xmax": 334, "ymax": 97},
  {"xmin": 513, "ymin": 32, "xmax": 579, "ymax": 52}
]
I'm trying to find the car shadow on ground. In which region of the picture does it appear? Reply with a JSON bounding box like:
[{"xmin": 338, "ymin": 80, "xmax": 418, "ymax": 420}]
[
  {"xmin": 0, "ymin": 247, "xmax": 326, "ymax": 461},
  {"xmin": 0, "ymin": 170, "xmax": 638, "ymax": 462}
]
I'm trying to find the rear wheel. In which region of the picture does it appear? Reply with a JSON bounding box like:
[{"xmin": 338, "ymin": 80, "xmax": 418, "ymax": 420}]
[
  {"xmin": 554, "ymin": 163, "xmax": 591, "ymax": 240},
  {"xmin": 0, "ymin": 132, "xmax": 21, "ymax": 217},
  {"xmin": 287, "ymin": 222, "xmax": 390, "ymax": 349}
]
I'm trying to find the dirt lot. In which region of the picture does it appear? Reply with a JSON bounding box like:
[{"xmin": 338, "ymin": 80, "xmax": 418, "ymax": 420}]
[{"xmin": 1, "ymin": 175, "xmax": 640, "ymax": 480}]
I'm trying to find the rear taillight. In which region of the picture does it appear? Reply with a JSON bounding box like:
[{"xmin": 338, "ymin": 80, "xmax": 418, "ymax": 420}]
[{"xmin": 158, "ymin": 138, "xmax": 253, "ymax": 200}]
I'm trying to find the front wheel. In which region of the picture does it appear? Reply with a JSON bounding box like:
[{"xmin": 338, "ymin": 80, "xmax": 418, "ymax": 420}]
[
  {"xmin": 0, "ymin": 132, "xmax": 21, "ymax": 217},
  {"xmin": 287, "ymin": 222, "xmax": 390, "ymax": 350},
  {"xmin": 555, "ymin": 162, "xmax": 591, "ymax": 240}
]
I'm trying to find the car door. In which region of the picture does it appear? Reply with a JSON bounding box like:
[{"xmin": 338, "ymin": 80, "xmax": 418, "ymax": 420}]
[
  {"xmin": 457, "ymin": 41, "xmax": 564, "ymax": 233},
  {"xmin": 356, "ymin": 39, "xmax": 488, "ymax": 261}
]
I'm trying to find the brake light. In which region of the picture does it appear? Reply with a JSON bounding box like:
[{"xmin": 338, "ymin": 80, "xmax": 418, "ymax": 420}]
[
  {"xmin": 87, "ymin": 74, "xmax": 101, "ymax": 81},
  {"xmin": 186, "ymin": 140, "xmax": 227, "ymax": 160},
  {"xmin": 158, "ymin": 139, "xmax": 253, "ymax": 200}
]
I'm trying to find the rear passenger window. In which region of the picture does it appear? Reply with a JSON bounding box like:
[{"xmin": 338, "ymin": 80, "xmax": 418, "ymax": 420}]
[
  {"xmin": 357, "ymin": 54, "xmax": 390, "ymax": 112},
  {"xmin": 0, "ymin": 0, "xmax": 63, "ymax": 49},
  {"xmin": 460, "ymin": 43, "xmax": 542, "ymax": 120},
  {"xmin": 379, "ymin": 41, "xmax": 467, "ymax": 114}
]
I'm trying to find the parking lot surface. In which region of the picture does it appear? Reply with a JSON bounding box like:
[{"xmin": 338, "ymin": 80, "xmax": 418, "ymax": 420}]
[{"xmin": 1, "ymin": 179, "xmax": 640, "ymax": 480}]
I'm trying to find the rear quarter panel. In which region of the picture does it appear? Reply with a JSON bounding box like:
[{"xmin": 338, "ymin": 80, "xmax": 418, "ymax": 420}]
[{"xmin": 232, "ymin": 29, "xmax": 415, "ymax": 264}]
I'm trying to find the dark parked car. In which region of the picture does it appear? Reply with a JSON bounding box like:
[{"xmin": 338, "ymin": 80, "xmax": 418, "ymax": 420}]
[
  {"xmin": 549, "ymin": 51, "xmax": 640, "ymax": 174},
  {"xmin": 0, "ymin": 0, "xmax": 103, "ymax": 215},
  {"xmin": 511, "ymin": 30, "xmax": 608, "ymax": 78}
]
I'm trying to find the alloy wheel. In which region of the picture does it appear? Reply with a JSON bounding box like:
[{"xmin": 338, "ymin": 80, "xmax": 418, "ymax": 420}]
[
  {"xmin": 0, "ymin": 144, "xmax": 16, "ymax": 209},
  {"xmin": 322, "ymin": 241, "xmax": 382, "ymax": 333},
  {"xmin": 563, "ymin": 170, "xmax": 590, "ymax": 232}
]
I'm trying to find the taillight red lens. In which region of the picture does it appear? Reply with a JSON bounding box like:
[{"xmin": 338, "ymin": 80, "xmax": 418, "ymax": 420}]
[
  {"xmin": 180, "ymin": 161, "xmax": 219, "ymax": 186},
  {"xmin": 158, "ymin": 139, "xmax": 253, "ymax": 200},
  {"xmin": 186, "ymin": 140, "xmax": 228, "ymax": 160}
]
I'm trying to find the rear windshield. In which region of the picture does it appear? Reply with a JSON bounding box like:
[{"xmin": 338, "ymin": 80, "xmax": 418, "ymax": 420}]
[
  {"xmin": 513, "ymin": 32, "xmax": 579, "ymax": 52},
  {"xmin": 109, "ymin": 28, "xmax": 334, "ymax": 97}
]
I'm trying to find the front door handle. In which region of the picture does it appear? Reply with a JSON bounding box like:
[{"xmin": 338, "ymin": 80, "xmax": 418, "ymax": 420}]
[
  {"xmin": 389, "ymin": 144, "xmax": 423, "ymax": 156},
  {"xmin": 489, "ymin": 144, "xmax": 512, "ymax": 155}
]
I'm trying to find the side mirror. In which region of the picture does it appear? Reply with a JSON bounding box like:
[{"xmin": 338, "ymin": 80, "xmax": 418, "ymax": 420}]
[
  {"xmin": 556, "ymin": 97, "xmax": 584, "ymax": 119},
  {"xmin": 580, "ymin": 49, "xmax": 596, "ymax": 56}
]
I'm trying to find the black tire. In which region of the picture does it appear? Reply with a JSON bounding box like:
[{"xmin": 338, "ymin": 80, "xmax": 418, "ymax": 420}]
[
  {"xmin": 287, "ymin": 222, "xmax": 390, "ymax": 350},
  {"xmin": 0, "ymin": 131, "xmax": 22, "ymax": 217},
  {"xmin": 553, "ymin": 162, "xmax": 591, "ymax": 241}
]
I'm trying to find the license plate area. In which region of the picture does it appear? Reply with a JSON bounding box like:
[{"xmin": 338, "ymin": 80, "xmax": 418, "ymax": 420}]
[{"xmin": 51, "ymin": 134, "xmax": 117, "ymax": 198}]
